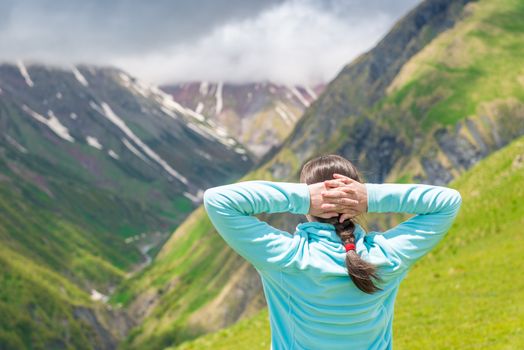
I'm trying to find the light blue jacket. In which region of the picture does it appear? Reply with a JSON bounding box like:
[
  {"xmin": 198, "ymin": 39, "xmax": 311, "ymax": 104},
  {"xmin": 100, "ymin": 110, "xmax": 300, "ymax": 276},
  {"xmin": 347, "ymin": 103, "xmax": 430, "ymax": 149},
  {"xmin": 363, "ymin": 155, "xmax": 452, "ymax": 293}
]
[{"xmin": 203, "ymin": 181, "xmax": 462, "ymax": 349}]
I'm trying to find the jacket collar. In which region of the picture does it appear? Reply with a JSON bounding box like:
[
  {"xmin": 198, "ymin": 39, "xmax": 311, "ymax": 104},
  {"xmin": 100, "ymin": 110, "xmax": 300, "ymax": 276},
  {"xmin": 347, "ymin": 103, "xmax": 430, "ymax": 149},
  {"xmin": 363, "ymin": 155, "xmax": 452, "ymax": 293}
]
[{"xmin": 296, "ymin": 221, "xmax": 366, "ymax": 243}]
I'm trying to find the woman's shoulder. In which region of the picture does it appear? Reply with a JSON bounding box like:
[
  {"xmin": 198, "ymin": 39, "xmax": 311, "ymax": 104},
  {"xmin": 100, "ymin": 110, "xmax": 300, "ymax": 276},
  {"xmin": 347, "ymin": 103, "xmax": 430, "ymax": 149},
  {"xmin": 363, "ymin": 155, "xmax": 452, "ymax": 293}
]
[{"xmin": 359, "ymin": 231, "xmax": 407, "ymax": 281}]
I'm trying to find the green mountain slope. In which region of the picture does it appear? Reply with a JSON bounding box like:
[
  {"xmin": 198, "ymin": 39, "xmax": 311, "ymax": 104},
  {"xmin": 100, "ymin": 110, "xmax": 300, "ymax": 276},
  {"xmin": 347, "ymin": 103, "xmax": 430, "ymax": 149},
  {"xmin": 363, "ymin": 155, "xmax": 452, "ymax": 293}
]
[
  {"xmin": 0, "ymin": 245, "xmax": 126, "ymax": 350},
  {"xmin": 0, "ymin": 64, "xmax": 254, "ymax": 349},
  {"xmin": 173, "ymin": 134, "xmax": 524, "ymax": 350},
  {"xmin": 115, "ymin": 0, "xmax": 524, "ymax": 348},
  {"xmin": 0, "ymin": 184, "xmax": 130, "ymax": 349}
]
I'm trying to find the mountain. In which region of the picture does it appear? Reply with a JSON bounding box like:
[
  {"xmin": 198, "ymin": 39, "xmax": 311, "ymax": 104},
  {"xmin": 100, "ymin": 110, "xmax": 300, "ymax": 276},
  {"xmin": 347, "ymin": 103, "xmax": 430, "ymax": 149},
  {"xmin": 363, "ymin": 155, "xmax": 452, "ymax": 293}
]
[
  {"xmin": 114, "ymin": 0, "xmax": 524, "ymax": 348},
  {"xmin": 173, "ymin": 134, "xmax": 524, "ymax": 350},
  {"xmin": 161, "ymin": 82, "xmax": 324, "ymax": 159},
  {"xmin": 0, "ymin": 63, "xmax": 254, "ymax": 349}
]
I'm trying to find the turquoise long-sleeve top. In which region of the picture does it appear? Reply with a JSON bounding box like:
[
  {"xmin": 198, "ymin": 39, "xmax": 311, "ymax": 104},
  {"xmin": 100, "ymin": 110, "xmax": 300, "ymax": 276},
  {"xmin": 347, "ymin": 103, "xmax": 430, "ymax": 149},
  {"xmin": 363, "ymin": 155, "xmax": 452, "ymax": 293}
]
[{"xmin": 203, "ymin": 181, "xmax": 462, "ymax": 350}]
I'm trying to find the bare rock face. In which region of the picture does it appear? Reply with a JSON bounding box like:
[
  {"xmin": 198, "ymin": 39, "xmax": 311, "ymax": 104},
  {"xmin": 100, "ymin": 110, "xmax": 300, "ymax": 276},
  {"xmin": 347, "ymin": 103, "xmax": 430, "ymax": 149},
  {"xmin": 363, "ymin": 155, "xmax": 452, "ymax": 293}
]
[{"xmin": 421, "ymin": 99, "xmax": 524, "ymax": 184}]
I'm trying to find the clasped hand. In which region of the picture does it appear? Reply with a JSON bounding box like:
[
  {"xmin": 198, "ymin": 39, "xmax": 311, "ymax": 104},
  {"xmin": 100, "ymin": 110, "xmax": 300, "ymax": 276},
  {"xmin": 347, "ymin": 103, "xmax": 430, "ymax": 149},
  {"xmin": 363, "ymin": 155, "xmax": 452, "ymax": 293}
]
[{"xmin": 308, "ymin": 173, "xmax": 368, "ymax": 223}]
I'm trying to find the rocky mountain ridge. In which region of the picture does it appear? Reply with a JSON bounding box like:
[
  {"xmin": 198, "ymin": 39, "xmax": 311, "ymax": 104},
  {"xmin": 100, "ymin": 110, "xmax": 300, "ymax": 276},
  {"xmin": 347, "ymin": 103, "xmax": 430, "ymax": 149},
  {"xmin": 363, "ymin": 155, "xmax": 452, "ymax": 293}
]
[{"xmin": 161, "ymin": 82, "xmax": 324, "ymax": 159}]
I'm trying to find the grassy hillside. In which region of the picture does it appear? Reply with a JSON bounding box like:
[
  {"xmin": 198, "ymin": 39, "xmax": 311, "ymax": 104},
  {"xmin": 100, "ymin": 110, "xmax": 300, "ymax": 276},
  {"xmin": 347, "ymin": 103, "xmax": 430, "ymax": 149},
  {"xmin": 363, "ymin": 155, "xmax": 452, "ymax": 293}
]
[
  {"xmin": 172, "ymin": 134, "xmax": 524, "ymax": 350},
  {"xmin": 0, "ymin": 244, "xmax": 121, "ymax": 350},
  {"xmin": 0, "ymin": 186, "xmax": 129, "ymax": 349},
  {"xmin": 115, "ymin": 0, "xmax": 524, "ymax": 348}
]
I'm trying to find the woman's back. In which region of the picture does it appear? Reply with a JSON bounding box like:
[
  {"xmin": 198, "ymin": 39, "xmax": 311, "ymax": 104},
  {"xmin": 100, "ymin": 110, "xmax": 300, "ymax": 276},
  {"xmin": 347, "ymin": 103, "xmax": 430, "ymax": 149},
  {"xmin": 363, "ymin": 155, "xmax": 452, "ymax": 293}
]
[
  {"xmin": 258, "ymin": 222, "xmax": 405, "ymax": 349},
  {"xmin": 203, "ymin": 179, "xmax": 462, "ymax": 349}
]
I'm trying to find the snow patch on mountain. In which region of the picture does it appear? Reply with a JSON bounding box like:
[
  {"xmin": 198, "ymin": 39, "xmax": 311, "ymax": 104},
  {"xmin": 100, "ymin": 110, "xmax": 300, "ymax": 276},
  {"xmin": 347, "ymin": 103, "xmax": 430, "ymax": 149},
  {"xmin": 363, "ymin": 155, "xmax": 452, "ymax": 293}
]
[
  {"xmin": 184, "ymin": 189, "xmax": 204, "ymax": 203},
  {"xmin": 277, "ymin": 102, "xmax": 297, "ymax": 121},
  {"xmin": 304, "ymin": 86, "xmax": 317, "ymax": 99},
  {"xmin": 118, "ymin": 72, "xmax": 209, "ymax": 125},
  {"xmin": 118, "ymin": 72, "xmax": 152, "ymax": 99},
  {"xmin": 17, "ymin": 61, "xmax": 34, "ymax": 87},
  {"xmin": 275, "ymin": 106, "xmax": 293, "ymax": 126},
  {"xmin": 214, "ymin": 126, "xmax": 229, "ymax": 138},
  {"xmin": 71, "ymin": 66, "xmax": 89, "ymax": 87},
  {"xmin": 199, "ymin": 81, "xmax": 209, "ymax": 95},
  {"xmin": 116, "ymin": 73, "xmax": 244, "ymax": 153},
  {"xmin": 160, "ymin": 106, "xmax": 177, "ymax": 119},
  {"xmin": 290, "ymin": 87, "xmax": 310, "ymax": 107},
  {"xmin": 23, "ymin": 105, "xmax": 74, "ymax": 142},
  {"xmin": 155, "ymin": 92, "xmax": 205, "ymax": 123},
  {"xmin": 90, "ymin": 101, "xmax": 188, "ymax": 185},
  {"xmin": 108, "ymin": 150, "xmax": 119, "ymax": 160},
  {"xmin": 186, "ymin": 123, "xmax": 217, "ymax": 142},
  {"xmin": 195, "ymin": 102, "xmax": 204, "ymax": 114},
  {"xmin": 183, "ymin": 191, "xmax": 200, "ymax": 203},
  {"xmin": 86, "ymin": 136, "xmax": 103, "ymax": 150},
  {"xmin": 215, "ymin": 82, "xmax": 224, "ymax": 115},
  {"xmin": 4, "ymin": 134, "xmax": 28, "ymax": 154},
  {"xmin": 122, "ymin": 138, "xmax": 150, "ymax": 164}
]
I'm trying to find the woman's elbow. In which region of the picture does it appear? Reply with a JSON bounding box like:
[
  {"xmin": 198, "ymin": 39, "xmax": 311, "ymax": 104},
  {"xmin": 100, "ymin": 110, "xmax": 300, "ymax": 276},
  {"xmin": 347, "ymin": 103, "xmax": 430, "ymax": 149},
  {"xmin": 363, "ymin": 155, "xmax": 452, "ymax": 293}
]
[
  {"xmin": 447, "ymin": 188, "xmax": 462, "ymax": 212},
  {"xmin": 203, "ymin": 187, "xmax": 219, "ymax": 209}
]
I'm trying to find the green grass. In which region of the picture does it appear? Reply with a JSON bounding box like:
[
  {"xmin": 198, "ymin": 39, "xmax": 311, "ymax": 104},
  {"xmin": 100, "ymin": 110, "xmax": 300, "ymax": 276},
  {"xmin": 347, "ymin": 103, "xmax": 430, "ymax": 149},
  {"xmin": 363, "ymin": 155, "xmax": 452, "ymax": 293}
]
[
  {"xmin": 171, "ymin": 135, "xmax": 524, "ymax": 350},
  {"xmin": 384, "ymin": 0, "xmax": 524, "ymax": 130},
  {"xmin": 0, "ymin": 243, "xmax": 116, "ymax": 350}
]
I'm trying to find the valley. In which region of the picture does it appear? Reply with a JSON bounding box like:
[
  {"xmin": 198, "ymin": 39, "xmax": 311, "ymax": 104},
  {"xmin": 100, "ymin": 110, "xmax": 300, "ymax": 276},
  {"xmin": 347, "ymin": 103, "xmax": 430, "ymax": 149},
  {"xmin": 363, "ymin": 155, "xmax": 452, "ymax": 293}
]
[{"xmin": 1, "ymin": 0, "xmax": 523, "ymax": 349}]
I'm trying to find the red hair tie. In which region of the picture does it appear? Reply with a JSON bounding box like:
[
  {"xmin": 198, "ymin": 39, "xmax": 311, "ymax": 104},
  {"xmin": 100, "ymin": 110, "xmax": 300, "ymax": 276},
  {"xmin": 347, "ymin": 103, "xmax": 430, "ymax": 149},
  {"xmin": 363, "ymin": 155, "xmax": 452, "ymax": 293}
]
[{"xmin": 344, "ymin": 243, "xmax": 356, "ymax": 252}]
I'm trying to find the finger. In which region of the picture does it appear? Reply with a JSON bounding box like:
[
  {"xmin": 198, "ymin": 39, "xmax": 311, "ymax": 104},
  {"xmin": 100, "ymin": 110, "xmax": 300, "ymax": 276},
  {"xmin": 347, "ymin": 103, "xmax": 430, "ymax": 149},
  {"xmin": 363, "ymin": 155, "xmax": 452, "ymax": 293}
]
[
  {"xmin": 337, "ymin": 208, "xmax": 359, "ymax": 216},
  {"xmin": 339, "ymin": 187, "xmax": 356, "ymax": 195},
  {"xmin": 317, "ymin": 211, "xmax": 339, "ymax": 219},
  {"xmin": 320, "ymin": 203, "xmax": 351, "ymax": 211},
  {"xmin": 323, "ymin": 179, "xmax": 345, "ymax": 188},
  {"xmin": 322, "ymin": 193, "xmax": 357, "ymax": 205},
  {"xmin": 320, "ymin": 203, "xmax": 339, "ymax": 210},
  {"xmin": 320, "ymin": 203, "xmax": 358, "ymax": 212},
  {"xmin": 340, "ymin": 198, "xmax": 359, "ymax": 206},
  {"xmin": 332, "ymin": 173, "xmax": 354, "ymax": 184},
  {"xmin": 321, "ymin": 189, "xmax": 347, "ymax": 198},
  {"xmin": 321, "ymin": 198, "xmax": 358, "ymax": 207},
  {"xmin": 339, "ymin": 213, "xmax": 354, "ymax": 223}
]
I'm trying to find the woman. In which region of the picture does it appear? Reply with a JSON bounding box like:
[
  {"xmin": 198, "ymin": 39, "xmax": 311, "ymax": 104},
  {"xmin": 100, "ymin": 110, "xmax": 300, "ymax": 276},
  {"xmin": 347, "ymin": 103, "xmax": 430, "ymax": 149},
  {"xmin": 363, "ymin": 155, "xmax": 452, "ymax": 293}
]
[{"xmin": 203, "ymin": 154, "xmax": 462, "ymax": 350}]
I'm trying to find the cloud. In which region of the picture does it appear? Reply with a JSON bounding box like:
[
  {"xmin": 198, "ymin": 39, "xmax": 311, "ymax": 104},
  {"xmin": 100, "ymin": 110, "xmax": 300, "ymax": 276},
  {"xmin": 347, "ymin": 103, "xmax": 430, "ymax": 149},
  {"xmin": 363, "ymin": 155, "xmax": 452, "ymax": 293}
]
[
  {"xmin": 0, "ymin": 0, "xmax": 282, "ymax": 58},
  {"xmin": 0, "ymin": 0, "xmax": 421, "ymax": 85}
]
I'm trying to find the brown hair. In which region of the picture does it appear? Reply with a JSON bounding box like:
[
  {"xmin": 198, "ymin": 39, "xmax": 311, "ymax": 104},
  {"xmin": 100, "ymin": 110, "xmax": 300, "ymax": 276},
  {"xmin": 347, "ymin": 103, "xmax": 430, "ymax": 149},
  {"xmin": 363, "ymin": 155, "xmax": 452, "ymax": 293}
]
[{"xmin": 299, "ymin": 154, "xmax": 381, "ymax": 294}]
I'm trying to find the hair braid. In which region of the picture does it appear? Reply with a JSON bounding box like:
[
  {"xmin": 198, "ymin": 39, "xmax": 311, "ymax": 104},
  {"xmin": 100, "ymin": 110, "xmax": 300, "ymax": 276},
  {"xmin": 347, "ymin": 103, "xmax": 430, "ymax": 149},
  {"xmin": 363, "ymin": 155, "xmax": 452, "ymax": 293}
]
[{"xmin": 329, "ymin": 217, "xmax": 381, "ymax": 294}]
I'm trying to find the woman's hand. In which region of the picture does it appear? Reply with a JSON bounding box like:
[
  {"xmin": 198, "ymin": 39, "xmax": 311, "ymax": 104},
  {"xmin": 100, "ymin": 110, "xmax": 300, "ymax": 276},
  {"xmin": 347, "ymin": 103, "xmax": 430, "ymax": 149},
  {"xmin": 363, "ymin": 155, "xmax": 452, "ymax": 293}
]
[
  {"xmin": 308, "ymin": 182, "xmax": 349, "ymax": 218},
  {"xmin": 308, "ymin": 174, "xmax": 366, "ymax": 219},
  {"xmin": 320, "ymin": 173, "xmax": 368, "ymax": 222}
]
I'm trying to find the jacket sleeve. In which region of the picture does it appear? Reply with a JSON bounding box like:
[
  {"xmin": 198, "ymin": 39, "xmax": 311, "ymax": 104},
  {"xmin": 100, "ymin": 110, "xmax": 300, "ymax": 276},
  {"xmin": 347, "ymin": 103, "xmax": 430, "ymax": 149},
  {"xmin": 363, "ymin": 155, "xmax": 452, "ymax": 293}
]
[
  {"xmin": 365, "ymin": 183, "xmax": 462, "ymax": 273},
  {"xmin": 203, "ymin": 180, "xmax": 310, "ymax": 271}
]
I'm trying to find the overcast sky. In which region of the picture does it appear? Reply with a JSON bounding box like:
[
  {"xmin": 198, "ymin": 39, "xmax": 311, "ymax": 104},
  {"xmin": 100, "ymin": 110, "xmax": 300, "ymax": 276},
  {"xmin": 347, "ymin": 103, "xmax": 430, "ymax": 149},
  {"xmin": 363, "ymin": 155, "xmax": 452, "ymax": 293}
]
[{"xmin": 0, "ymin": 0, "xmax": 421, "ymax": 86}]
